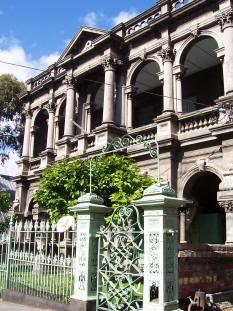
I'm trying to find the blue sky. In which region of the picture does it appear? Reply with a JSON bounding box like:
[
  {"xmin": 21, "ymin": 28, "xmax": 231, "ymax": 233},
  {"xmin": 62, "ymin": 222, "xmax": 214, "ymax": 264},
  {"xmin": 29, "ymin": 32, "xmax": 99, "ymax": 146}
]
[
  {"xmin": 0, "ymin": 0, "xmax": 156, "ymax": 175},
  {"xmin": 0, "ymin": 1, "xmax": 156, "ymax": 79}
]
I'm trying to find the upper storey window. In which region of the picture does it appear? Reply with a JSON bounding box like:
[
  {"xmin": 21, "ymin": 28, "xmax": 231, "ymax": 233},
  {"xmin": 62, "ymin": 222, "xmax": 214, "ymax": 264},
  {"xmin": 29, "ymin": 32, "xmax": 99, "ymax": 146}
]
[
  {"xmin": 132, "ymin": 61, "xmax": 163, "ymax": 128},
  {"xmin": 33, "ymin": 109, "xmax": 48, "ymax": 157},
  {"xmin": 181, "ymin": 37, "xmax": 224, "ymax": 113},
  {"xmin": 91, "ymin": 84, "xmax": 104, "ymax": 130}
]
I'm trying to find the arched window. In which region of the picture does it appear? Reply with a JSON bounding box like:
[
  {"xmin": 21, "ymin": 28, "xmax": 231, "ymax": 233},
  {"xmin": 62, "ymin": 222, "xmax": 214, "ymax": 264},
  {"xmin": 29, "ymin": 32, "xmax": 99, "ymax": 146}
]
[
  {"xmin": 34, "ymin": 109, "xmax": 49, "ymax": 157},
  {"xmin": 184, "ymin": 171, "xmax": 225, "ymax": 244},
  {"xmin": 181, "ymin": 37, "xmax": 224, "ymax": 112},
  {"xmin": 91, "ymin": 84, "xmax": 104, "ymax": 130},
  {"xmin": 131, "ymin": 61, "xmax": 163, "ymax": 128}
]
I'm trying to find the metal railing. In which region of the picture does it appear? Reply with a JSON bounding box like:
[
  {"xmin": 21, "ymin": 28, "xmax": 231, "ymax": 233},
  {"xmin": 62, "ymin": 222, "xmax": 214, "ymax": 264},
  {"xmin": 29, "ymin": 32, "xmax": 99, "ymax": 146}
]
[{"xmin": 0, "ymin": 219, "xmax": 76, "ymax": 304}]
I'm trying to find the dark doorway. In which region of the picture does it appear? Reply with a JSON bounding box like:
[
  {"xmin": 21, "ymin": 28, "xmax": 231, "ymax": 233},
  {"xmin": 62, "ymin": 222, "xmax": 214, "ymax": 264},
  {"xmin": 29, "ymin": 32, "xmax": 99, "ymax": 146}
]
[{"xmin": 184, "ymin": 171, "xmax": 225, "ymax": 244}]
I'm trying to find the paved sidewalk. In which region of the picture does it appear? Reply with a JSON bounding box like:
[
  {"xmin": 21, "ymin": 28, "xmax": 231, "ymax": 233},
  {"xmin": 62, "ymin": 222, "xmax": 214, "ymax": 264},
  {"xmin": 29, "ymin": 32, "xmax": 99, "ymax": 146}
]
[{"xmin": 0, "ymin": 300, "xmax": 55, "ymax": 311}]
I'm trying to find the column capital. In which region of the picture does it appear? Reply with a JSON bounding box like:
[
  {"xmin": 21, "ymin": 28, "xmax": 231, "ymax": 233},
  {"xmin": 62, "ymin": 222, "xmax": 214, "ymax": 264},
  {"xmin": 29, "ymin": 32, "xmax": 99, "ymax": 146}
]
[
  {"xmin": 125, "ymin": 85, "xmax": 137, "ymax": 96},
  {"xmin": 102, "ymin": 56, "xmax": 121, "ymax": 71},
  {"xmin": 159, "ymin": 47, "xmax": 176, "ymax": 63},
  {"xmin": 175, "ymin": 72, "xmax": 185, "ymax": 81},
  {"xmin": 63, "ymin": 75, "xmax": 75, "ymax": 89},
  {"xmin": 219, "ymin": 200, "xmax": 233, "ymax": 213},
  {"xmin": 217, "ymin": 9, "xmax": 233, "ymax": 30},
  {"xmin": 23, "ymin": 109, "xmax": 32, "ymax": 119}
]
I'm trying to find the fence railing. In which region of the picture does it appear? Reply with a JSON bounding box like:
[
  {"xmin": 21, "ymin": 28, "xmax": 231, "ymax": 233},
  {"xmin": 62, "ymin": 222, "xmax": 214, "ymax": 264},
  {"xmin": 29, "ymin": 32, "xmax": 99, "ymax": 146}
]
[{"xmin": 0, "ymin": 219, "xmax": 76, "ymax": 304}]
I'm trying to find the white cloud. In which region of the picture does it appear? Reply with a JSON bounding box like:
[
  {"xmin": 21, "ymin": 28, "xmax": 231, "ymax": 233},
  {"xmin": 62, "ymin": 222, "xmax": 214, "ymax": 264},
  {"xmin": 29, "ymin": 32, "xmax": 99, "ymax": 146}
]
[
  {"xmin": 0, "ymin": 151, "xmax": 19, "ymax": 176},
  {"xmin": 0, "ymin": 37, "xmax": 59, "ymax": 82},
  {"xmin": 112, "ymin": 9, "xmax": 138, "ymax": 26},
  {"xmin": 83, "ymin": 12, "xmax": 98, "ymax": 27},
  {"xmin": 0, "ymin": 37, "xmax": 59, "ymax": 175}
]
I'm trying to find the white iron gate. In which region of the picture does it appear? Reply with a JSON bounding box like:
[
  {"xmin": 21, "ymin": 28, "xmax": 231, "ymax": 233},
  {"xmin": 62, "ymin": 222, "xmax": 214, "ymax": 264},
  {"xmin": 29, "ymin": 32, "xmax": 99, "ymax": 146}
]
[{"xmin": 0, "ymin": 219, "xmax": 76, "ymax": 304}]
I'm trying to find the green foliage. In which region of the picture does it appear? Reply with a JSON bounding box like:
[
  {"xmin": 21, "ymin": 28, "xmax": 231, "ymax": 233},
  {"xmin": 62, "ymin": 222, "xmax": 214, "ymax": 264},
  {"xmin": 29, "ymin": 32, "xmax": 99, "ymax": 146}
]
[
  {"xmin": 0, "ymin": 74, "xmax": 26, "ymax": 162},
  {"xmin": 0, "ymin": 192, "xmax": 10, "ymax": 232},
  {"xmin": 34, "ymin": 155, "xmax": 153, "ymax": 221}
]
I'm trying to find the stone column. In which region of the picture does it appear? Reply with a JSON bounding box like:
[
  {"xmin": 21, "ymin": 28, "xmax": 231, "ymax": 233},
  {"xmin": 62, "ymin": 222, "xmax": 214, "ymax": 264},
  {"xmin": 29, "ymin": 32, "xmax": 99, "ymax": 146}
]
[
  {"xmin": 176, "ymin": 73, "xmax": 184, "ymax": 114},
  {"xmin": 219, "ymin": 200, "xmax": 233, "ymax": 243},
  {"xmin": 29, "ymin": 127, "xmax": 35, "ymax": 158},
  {"xmin": 22, "ymin": 109, "xmax": 32, "ymax": 158},
  {"xmin": 54, "ymin": 116, "xmax": 59, "ymax": 142},
  {"xmin": 64, "ymin": 76, "xmax": 75, "ymax": 137},
  {"xmin": 84, "ymin": 103, "xmax": 91, "ymax": 134},
  {"xmin": 102, "ymin": 56, "xmax": 117, "ymax": 125},
  {"xmin": 218, "ymin": 9, "xmax": 233, "ymax": 95},
  {"xmin": 160, "ymin": 47, "xmax": 176, "ymax": 112},
  {"xmin": 69, "ymin": 193, "xmax": 112, "ymax": 311},
  {"xmin": 179, "ymin": 207, "xmax": 187, "ymax": 243},
  {"xmin": 135, "ymin": 182, "xmax": 188, "ymax": 311},
  {"xmin": 125, "ymin": 86, "xmax": 135, "ymax": 129},
  {"xmin": 218, "ymin": 175, "xmax": 233, "ymax": 244},
  {"xmin": 46, "ymin": 102, "xmax": 55, "ymax": 150}
]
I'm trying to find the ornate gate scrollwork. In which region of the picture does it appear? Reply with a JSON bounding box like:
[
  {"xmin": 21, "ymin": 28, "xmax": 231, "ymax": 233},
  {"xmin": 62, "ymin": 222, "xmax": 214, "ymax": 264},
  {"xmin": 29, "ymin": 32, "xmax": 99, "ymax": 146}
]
[{"xmin": 97, "ymin": 205, "xmax": 144, "ymax": 311}]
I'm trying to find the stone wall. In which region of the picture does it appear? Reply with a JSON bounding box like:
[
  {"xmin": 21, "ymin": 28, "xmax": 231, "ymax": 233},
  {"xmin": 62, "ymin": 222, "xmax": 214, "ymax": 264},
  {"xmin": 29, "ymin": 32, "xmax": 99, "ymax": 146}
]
[{"xmin": 178, "ymin": 244, "xmax": 233, "ymax": 299}]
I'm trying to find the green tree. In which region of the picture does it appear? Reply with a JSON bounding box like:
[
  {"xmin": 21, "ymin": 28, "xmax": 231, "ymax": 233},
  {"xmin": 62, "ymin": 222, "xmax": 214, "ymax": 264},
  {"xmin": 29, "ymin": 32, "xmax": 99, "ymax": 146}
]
[
  {"xmin": 0, "ymin": 192, "xmax": 10, "ymax": 232},
  {"xmin": 34, "ymin": 155, "xmax": 154, "ymax": 221},
  {"xmin": 0, "ymin": 74, "xmax": 26, "ymax": 162}
]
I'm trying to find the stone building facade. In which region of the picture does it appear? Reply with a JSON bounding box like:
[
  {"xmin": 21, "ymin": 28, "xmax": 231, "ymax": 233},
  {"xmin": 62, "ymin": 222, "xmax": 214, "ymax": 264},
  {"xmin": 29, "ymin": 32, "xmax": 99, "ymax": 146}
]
[{"xmin": 15, "ymin": 0, "xmax": 233, "ymax": 246}]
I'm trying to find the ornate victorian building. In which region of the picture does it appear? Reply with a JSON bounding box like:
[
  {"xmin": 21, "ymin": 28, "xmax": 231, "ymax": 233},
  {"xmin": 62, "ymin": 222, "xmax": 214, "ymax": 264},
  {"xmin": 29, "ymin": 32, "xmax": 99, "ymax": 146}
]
[{"xmin": 16, "ymin": 0, "xmax": 233, "ymax": 247}]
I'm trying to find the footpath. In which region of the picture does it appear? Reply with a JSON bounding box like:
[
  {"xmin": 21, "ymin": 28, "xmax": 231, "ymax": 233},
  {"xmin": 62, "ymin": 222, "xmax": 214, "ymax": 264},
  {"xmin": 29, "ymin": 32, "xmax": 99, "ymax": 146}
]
[{"xmin": 0, "ymin": 300, "xmax": 55, "ymax": 311}]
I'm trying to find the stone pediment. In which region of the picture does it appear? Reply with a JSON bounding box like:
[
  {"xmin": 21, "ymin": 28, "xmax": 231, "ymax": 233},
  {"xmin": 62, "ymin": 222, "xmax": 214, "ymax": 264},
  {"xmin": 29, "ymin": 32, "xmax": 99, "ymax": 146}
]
[{"xmin": 59, "ymin": 26, "xmax": 107, "ymax": 61}]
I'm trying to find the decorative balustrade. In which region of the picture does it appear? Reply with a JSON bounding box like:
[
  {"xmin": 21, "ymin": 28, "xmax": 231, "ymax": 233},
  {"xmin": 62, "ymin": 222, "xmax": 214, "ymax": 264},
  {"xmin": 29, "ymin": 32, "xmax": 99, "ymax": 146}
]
[
  {"xmin": 171, "ymin": 0, "xmax": 192, "ymax": 11},
  {"xmin": 128, "ymin": 123, "xmax": 157, "ymax": 141},
  {"xmin": 87, "ymin": 134, "xmax": 95, "ymax": 149},
  {"xmin": 30, "ymin": 158, "xmax": 41, "ymax": 171},
  {"xmin": 179, "ymin": 107, "xmax": 219, "ymax": 134},
  {"xmin": 126, "ymin": 10, "xmax": 161, "ymax": 36}
]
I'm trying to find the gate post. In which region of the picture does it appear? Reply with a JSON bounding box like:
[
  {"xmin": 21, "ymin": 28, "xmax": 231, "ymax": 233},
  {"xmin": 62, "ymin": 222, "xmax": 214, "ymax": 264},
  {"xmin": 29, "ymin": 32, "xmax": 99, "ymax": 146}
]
[
  {"xmin": 69, "ymin": 193, "xmax": 112, "ymax": 311},
  {"xmin": 135, "ymin": 182, "xmax": 188, "ymax": 311}
]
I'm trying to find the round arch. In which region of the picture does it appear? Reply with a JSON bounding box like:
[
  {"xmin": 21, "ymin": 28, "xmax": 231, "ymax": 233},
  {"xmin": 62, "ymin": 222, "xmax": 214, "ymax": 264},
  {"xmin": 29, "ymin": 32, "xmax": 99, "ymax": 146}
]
[
  {"xmin": 179, "ymin": 165, "xmax": 225, "ymax": 244},
  {"xmin": 126, "ymin": 57, "xmax": 163, "ymax": 87},
  {"xmin": 31, "ymin": 106, "xmax": 49, "ymax": 127},
  {"xmin": 175, "ymin": 33, "xmax": 224, "ymax": 112},
  {"xmin": 174, "ymin": 31, "xmax": 224, "ymax": 67},
  {"xmin": 55, "ymin": 95, "xmax": 66, "ymax": 117},
  {"xmin": 33, "ymin": 108, "xmax": 49, "ymax": 157},
  {"xmin": 179, "ymin": 164, "xmax": 223, "ymax": 198}
]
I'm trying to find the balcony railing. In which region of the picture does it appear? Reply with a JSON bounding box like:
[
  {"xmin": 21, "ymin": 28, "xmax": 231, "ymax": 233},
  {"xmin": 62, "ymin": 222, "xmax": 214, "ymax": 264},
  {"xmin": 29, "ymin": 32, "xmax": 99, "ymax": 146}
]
[
  {"xmin": 179, "ymin": 106, "xmax": 219, "ymax": 134},
  {"xmin": 29, "ymin": 158, "xmax": 41, "ymax": 171}
]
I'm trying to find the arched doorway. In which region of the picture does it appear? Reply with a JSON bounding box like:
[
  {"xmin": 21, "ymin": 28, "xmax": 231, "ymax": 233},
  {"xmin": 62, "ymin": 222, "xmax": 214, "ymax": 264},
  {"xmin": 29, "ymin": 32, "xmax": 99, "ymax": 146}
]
[
  {"xmin": 131, "ymin": 61, "xmax": 163, "ymax": 128},
  {"xmin": 181, "ymin": 37, "xmax": 224, "ymax": 112},
  {"xmin": 91, "ymin": 84, "xmax": 104, "ymax": 130},
  {"xmin": 184, "ymin": 171, "xmax": 225, "ymax": 244},
  {"xmin": 34, "ymin": 109, "xmax": 49, "ymax": 157}
]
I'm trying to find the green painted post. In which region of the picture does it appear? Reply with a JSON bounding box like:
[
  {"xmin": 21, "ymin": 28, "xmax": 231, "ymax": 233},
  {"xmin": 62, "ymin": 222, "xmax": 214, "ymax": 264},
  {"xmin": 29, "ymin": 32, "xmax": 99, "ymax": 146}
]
[
  {"xmin": 134, "ymin": 182, "xmax": 188, "ymax": 311},
  {"xmin": 69, "ymin": 193, "xmax": 112, "ymax": 311}
]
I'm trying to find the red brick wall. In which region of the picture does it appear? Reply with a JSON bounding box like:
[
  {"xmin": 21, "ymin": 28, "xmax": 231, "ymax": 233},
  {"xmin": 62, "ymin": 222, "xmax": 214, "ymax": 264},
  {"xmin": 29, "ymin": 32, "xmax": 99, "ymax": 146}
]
[{"xmin": 178, "ymin": 244, "xmax": 233, "ymax": 299}]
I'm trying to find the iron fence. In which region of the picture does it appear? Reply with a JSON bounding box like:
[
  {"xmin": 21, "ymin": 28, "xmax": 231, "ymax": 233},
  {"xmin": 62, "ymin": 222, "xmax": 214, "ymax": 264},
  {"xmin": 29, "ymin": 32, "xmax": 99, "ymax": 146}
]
[{"xmin": 0, "ymin": 219, "xmax": 76, "ymax": 304}]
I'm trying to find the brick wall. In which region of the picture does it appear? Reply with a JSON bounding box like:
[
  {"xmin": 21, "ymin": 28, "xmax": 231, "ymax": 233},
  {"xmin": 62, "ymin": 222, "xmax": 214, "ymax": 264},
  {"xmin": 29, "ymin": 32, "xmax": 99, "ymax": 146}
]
[{"xmin": 178, "ymin": 244, "xmax": 233, "ymax": 299}]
